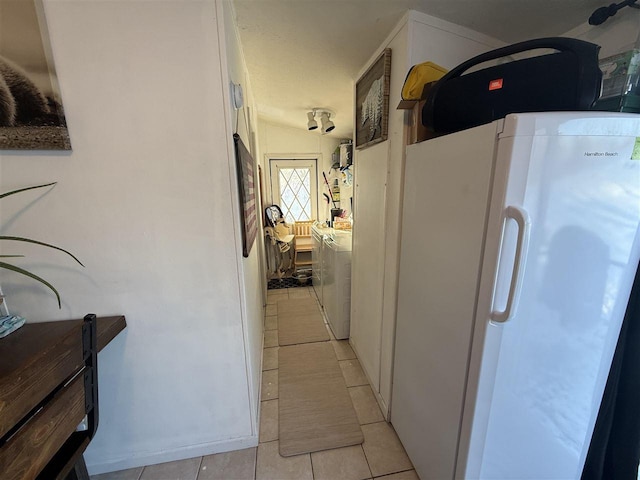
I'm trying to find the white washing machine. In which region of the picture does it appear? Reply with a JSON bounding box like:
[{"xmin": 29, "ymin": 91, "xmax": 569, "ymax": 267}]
[
  {"xmin": 322, "ymin": 230, "xmax": 352, "ymax": 339},
  {"xmin": 311, "ymin": 223, "xmax": 329, "ymax": 305}
]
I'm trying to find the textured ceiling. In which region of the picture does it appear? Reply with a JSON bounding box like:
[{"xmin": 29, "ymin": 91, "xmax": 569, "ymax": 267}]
[{"xmin": 233, "ymin": 0, "xmax": 608, "ymax": 138}]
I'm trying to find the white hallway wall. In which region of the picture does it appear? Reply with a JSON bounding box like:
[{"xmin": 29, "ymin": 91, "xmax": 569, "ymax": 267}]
[
  {"xmin": 220, "ymin": 0, "xmax": 265, "ymax": 438},
  {"xmin": 563, "ymin": 6, "xmax": 640, "ymax": 56},
  {"xmin": 0, "ymin": 0, "xmax": 261, "ymax": 474}
]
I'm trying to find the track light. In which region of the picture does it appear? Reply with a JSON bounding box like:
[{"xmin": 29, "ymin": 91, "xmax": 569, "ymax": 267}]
[
  {"xmin": 320, "ymin": 111, "xmax": 335, "ymax": 133},
  {"xmin": 307, "ymin": 111, "xmax": 318, "ymax": 130},
  {"xmin": 306, "ymin": 108, "xmax": 336, "ymax": 134}
]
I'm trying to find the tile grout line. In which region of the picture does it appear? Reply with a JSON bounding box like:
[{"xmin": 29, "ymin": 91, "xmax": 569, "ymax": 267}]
[
  {"xmin": 359, "ymin": 444, "xmax": 373, "ymax": 479},
  {"xmin": 359, "ymin": 421, "xmax": 414, "ymax": 479},
  {"xmin": 360, "ymin": 419, "xmax": 386, "ymax": 426},
  {"xmin": 360, "ymin": 436, "xmax": 374, "ymax": 479},
  {"xmin": 277, "ymin": 339, "xmax": 331, "ymax": 347},
  {"xmin": 372, "ymin": 468, "xmax": 416, "ymax": 479},
  {"xmin": 310, "ymin": 452, "xmax": 316, "ymax": 480},
  {"xmin": 253, "ymin": 445, "xmax": 258, "ymax": 480},
  {"xmin": 194, "ymin": 456, "xmax": 204, "ymax": 480}
]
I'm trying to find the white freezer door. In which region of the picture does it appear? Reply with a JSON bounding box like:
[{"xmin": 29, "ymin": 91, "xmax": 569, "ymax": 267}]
[{"xmin": 470, "ymin": 123, "xmax": 640, "ymax": 479}]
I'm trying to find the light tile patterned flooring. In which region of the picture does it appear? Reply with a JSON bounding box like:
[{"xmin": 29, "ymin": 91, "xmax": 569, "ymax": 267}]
[{"xmin": 92, "ymin": 286, "xmax": 416, "ymax": 480}]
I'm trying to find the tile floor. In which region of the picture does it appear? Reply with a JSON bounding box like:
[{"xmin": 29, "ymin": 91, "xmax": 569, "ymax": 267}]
[{"xmin": 92, "ymin": 286, "xmax": 416, "ymax": 480}]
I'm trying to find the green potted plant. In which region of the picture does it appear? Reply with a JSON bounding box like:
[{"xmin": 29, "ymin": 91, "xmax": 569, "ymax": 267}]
[{"xmin": 1, "ymin": 182, "xmax": 83, "ymax": 310}]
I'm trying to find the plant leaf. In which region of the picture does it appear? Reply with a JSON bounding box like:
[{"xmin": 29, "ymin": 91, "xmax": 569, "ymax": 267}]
[
  {"xmin": 0, "ymin": 261, "xmax": 61, "ymax": 308},
  {"xmin": 0, "ymin": 182, "xmax": 57, "ymax": 199},
  {"xmin": 0, "ymin": 236, "xmax": 84, "ymax": 267}
]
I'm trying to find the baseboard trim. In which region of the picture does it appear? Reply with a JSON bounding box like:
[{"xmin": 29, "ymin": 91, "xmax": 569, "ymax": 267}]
[{"xmin": 86, "ymin": 435, "xmax": 258, "ymax": 475}]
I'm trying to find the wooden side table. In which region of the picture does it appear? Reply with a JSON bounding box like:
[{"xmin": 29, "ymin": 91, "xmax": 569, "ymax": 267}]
[{"xmin": 0, "ymin": 315, "xmax": 126, "ymax": 480}]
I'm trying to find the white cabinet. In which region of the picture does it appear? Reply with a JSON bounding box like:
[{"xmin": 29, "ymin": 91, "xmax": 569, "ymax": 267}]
[{"xmin": 350, "ymin": 10, "xmax": 502, "ymax": 417}]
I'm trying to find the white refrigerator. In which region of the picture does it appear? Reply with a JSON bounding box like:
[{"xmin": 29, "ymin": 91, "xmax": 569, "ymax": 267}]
[{"xmin": 392, "ymin": 112, "xmax": 640, "ymax": 480}]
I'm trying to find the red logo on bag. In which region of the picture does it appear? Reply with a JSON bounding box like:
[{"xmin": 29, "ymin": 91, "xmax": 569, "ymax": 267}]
[{"xmin": 489, "ymin": 79, "xmax": 503, "ymax": 91}]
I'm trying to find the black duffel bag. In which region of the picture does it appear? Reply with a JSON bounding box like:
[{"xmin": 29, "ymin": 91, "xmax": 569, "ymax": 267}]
[{"xmin": 422, "ymin": 37, "xmax": 603, "ymax": 135}]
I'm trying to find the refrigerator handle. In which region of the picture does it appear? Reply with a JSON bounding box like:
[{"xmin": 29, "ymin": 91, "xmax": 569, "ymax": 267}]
[{"xmin": 490, "ymin": 206, "xmax": 531, "ymax": 323}]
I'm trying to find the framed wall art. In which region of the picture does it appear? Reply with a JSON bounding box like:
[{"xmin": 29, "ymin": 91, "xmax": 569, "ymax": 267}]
[
  {"xmin": 0, "ymin": 0, "xmax": 71, "ymax": 150},
  {"xmin": 355, "ymin": 48, "xmax": 391, "ymax": 150},
  {"xmin": 233, "ymin": 133, "xmax": 258, "ymax": 258}
]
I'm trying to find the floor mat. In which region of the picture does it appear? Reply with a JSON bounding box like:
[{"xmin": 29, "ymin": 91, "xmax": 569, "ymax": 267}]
[
  {"xmin": 278, "ymin": 342, "xmax": 363, "ymax": 456},
  {"xmin": 277, "ymin": 299, "xmax": 329, "ymax": 346},
  {"xmin": 267, "ymin": 277, "xmax": 312, "ymax": 290}
]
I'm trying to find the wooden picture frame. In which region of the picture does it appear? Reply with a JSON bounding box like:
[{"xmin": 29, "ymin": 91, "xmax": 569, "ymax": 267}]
[
  {"xmin": 233, "ymin": 133, "xmax": 258, "ymax": 258},
  {"xmin": 355, "ymin": 48, "xmax": 391, "ymax": 149}
]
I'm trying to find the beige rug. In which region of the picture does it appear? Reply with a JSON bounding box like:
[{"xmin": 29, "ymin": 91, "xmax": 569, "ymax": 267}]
[
  {"xmin": 277, "ymin": 299, "xmax": 329, "ymax": 346},
  {"xmin": 276, "ymin": 297, "xmax": 319, "ymax": 316},
  {"xmin": 278, "ymin": 342, "xmax": 363, "ymax": 456}
]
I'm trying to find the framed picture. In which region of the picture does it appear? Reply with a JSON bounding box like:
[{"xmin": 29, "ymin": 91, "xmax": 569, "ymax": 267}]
[
  {"xmin": 0, "ymin": 0, "xmax": 71, "ymax": 150},
  {"xmin": 356, "ymin": 48, "xmax": 391, "ymax": 150},
  {"xmin": 233, "ymin": 133, "xmax": 258, "ymax": 258}
]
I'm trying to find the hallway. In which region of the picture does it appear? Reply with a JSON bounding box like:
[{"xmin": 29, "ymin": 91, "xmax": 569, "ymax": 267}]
[
  {"xmin": 93, "ymin": 286, "xmax": 416, "ymax": 480},
  {"xmin": 256, "ymin": 286, "xmax": 415, "ymax": 479}
]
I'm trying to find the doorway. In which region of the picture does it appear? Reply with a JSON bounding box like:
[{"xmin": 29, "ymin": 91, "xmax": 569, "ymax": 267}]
[{"xmin": 269, "ymin": 159, "xmax": 318, "ymax": 223}]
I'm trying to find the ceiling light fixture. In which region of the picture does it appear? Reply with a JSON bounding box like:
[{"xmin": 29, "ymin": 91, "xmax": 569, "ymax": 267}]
[
  {"xmin": 307, "ymin": 109, "xmax": 335, "ymax": 134},
  {"xmin": 320, "ymin": 111, "xmax": 335, "ymax": 133},
  {"xmin": 307, "ymin": 111, "xmax": 318, "ymax": 130}
]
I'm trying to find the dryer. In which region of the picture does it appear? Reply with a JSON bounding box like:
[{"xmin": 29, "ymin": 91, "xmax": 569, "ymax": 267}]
[
  {"xmin": 322, "ymin": 230, "xmax": 352, "ymax": 339},
  {"xmin": 311, "ymin": 223, "xmax": 329, "ymax": 305}
]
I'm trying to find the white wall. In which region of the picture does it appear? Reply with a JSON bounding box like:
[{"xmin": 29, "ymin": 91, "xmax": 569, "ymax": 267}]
[
  {"xmin": 258, "ymin": 120, "xmax": 345, "ymax": 223},
  {"xmin": 220, "ymin": 0, "xmax": 265, "ymax": 436},
  {"xmin": 350, "ymin": 10, "xmax": 503, "ymax": 417},
  {"xmin": 0, "ymin": 0, "xmax": 259, "ymax": 473},
  {"xmin": 563, "ymin": 8, "xmax": 640, "ymax": 57}
]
